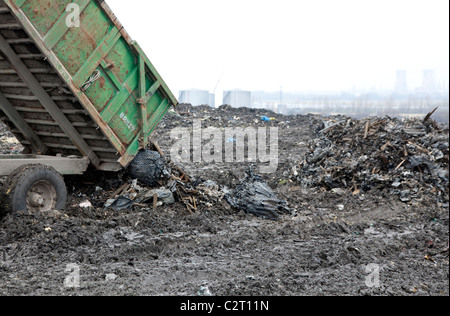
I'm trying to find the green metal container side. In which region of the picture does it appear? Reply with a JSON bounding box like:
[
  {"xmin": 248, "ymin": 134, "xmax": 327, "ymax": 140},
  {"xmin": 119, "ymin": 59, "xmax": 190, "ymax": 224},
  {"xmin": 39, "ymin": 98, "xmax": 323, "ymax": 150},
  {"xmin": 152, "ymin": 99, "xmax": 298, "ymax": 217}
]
[{"xmin": 4, "ymin": 0, "xmax": 178, "ymax": 168}]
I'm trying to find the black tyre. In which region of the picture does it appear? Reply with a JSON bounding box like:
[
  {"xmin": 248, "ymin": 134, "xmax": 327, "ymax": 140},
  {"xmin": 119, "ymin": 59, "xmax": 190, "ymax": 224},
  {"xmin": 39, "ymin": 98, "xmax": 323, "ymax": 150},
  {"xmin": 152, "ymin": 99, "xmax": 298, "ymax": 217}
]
[
  {"xmin": 127, "ymin": 150, "xmax": 165, "ymax": 187},
  {"xmin": 1, "ymin": 164, "xmax": 67, "ymax": 215}
]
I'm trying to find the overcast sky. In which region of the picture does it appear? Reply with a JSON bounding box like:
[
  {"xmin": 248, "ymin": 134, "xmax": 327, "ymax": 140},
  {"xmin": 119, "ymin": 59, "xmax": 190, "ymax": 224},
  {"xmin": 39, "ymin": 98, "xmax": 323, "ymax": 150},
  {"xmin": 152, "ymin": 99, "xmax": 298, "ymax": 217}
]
[{"xmin": 106, "ymin": 0, "xmax": 449, "ymax": 98}]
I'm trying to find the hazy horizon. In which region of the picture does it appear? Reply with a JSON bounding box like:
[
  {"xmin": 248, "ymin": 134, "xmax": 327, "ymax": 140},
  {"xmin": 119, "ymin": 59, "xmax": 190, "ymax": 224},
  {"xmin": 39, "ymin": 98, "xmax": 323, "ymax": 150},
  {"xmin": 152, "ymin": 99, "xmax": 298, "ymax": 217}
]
[{"xmin": 106, "ymin": 0, "xmax": 449, "ymax": 101}]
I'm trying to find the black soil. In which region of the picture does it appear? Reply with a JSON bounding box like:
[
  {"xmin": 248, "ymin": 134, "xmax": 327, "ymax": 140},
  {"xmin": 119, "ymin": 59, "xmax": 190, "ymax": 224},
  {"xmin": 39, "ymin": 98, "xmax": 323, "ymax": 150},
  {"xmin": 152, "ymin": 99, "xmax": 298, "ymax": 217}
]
[{"xmin": 1, "ymin": 105, "xmax": 448, "ymax": 296}]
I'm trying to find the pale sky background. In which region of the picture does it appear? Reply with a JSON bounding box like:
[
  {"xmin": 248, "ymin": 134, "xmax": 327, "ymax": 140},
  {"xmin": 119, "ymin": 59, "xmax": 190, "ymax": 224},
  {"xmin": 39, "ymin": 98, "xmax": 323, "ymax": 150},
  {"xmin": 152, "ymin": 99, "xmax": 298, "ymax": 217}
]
[{"xmin": 106, "ymin": 0, "xmax": 449, "ymax": 101}]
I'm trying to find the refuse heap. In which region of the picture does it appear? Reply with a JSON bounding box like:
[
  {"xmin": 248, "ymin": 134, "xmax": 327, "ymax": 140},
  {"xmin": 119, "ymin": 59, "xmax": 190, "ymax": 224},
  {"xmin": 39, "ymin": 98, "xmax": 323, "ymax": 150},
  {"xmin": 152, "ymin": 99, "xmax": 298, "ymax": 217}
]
[
  {"xmin": 101, "ymin": 144, "xmax": 291, "ymax": 220},
  {"xmin": 225, "ymin": 167, "xmax": 292, "ymax": 220},
  {"xmin": 0, "ymin": 122, "xmax": 23, "ymax": 154},
  {"xmin": 291, "ymin": 111, "xmax": 449, "ymax": 205}
]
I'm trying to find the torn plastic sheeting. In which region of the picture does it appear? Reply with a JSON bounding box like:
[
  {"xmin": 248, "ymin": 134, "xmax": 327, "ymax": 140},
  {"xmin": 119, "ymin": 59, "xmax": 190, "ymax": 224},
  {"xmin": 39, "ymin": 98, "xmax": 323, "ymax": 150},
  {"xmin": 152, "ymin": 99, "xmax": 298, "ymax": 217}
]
[
  {"xmin": 134, "ymin": 188, "xmax": 175, "ymax": 205},
  {"xmin": 407, "ymin": 155, "xmax": 435, "ymax": 171},
  {"xmin": 79, "ymin": 200, "xmax": 92, "ymax": 209},
  {"xmin": 225, "ymin": 168, "xmax": 291, "ymax": 220},
  {"xmin": 104, "ymin": 196, "xmax": 134, "ymax": 210}
]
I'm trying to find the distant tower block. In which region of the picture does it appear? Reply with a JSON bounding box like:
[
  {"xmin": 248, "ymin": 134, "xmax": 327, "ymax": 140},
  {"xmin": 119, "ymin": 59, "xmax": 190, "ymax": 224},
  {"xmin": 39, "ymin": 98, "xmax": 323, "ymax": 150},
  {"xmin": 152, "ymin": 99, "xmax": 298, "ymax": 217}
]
[
  {"xmin": 422, "ymin": 69, "xmax": 436, "ymax": 91},
  {"xmin": 208, "ymin": 94, "xmax": 215, "ymax": 107},
  {"xmin": 223, "ymin": 90, "xmax": 251, "ymax": 108},
  {"xmin": 179, "ymin": 89, "xmax": 211, "ymax": 106},
  {"xmin": 395, "ymin": 70, "xmax": 408, "ymax": 93}
]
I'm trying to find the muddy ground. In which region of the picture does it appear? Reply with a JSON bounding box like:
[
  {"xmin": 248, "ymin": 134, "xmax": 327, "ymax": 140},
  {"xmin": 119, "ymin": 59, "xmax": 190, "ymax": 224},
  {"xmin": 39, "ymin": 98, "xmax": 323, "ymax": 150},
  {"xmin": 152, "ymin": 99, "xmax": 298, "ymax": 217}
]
[{"xmin": 0, "ymin": 105, "xmax": 448, "ymax": 296}]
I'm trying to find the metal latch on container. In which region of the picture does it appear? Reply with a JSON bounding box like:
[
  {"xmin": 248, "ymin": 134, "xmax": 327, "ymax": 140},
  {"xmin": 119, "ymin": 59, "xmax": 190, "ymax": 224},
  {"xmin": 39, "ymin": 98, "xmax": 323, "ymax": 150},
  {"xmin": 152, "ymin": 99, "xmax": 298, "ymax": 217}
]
[{"xmin": 81, "ymin": 70, "xmax": 101, "ymax": 92}]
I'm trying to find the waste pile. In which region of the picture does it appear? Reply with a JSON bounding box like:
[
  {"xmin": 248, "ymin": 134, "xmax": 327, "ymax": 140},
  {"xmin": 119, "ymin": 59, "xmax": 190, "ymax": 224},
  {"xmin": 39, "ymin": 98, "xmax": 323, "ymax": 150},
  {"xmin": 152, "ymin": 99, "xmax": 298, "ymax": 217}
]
[
  {"xmin": 0, "ymin": 122, "xmax": 23, "ymax": 154},
  {"xmin": 127, "ymin": 149, "xmax": 166, "ymax": 187},
  {"xmin": 1, "ymin": 105, "xmax": 449, "ymax": 296},
  {"xmin": 88, "ymin": 140, "xmax": 289, "ymax": 220},
  {"xmin": 1, "ymin": 105, "xmax": 448, "ymax": 216},
  {"xmin": 225, "ymin": 167, "xmax": 292, "ymax": 220},
  {"xmin": 289, "ymin": 110, "xmax": 449, "ymax": 205}
]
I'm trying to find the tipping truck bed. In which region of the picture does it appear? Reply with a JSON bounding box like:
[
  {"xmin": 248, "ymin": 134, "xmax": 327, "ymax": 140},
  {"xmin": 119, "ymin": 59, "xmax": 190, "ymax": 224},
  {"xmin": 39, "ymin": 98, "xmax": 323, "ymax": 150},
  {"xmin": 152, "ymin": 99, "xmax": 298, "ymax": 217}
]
[{"xmin": 0, "ymin": 0, "xmax": 178, "ymax": 172}]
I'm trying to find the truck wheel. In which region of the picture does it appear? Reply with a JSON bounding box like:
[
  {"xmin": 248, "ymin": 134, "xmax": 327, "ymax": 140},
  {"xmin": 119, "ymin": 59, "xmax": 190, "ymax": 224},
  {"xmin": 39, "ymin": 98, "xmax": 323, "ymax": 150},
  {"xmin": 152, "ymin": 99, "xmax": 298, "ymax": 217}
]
[{"xmin": 1, "ymin": 164, "xmax": 67, "ymax": 215}]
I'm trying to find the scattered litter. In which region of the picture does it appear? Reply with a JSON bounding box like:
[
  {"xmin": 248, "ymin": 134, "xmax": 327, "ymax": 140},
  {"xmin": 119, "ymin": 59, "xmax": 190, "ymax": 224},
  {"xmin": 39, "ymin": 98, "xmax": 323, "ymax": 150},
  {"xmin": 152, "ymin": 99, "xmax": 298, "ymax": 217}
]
[
  {"xmin": 79, "ymin": 200, "xmax": 92, "ymax": 209},
  {"xmin": 225, "ymin": 167, "xmax": 292, "ymax": 220},
  {"xmin": 291, "ymin": 114, "xmax": 449, "ymax": 204},
  {"xmin": 104, "ymin": 196, "xmax": 134, "ymax": 210},
  {"xmin": 197, "ymin": 282, "xmax": 213, "ymax": 296},
  {"xmin": 105, "ymin": 273, "xmax": 118, "ymax": 282},
  {"xmin": 127, "ymin": 149, "xmax": 165, "ymax": 187},
  {"xmin": 135, "ymin": 188, "xmax": 175, "ymax": 205}
]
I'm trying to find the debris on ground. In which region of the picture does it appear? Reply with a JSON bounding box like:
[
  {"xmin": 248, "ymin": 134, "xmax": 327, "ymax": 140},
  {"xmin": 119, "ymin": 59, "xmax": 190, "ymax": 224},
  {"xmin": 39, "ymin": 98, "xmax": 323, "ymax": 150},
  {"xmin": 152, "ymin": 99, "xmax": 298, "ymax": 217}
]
[
  {"xmin": 78, "ymin": 200, "xmax": 93, "ymax": 209},
  {"xmin": 289, "ymin": 114, "xmax": 449, "ymax": 205},
  {"xmin": 0, "ymin": 105, "xmax": 448, "ymax": 296},
  {"xmin": 225, "ymin": 167, "xmax": 293, "ymax": 220},
  {"xmin": 0, "ymin": 123, "xmax": 23, "ymax": 154},
  {"xmin": 127, "ymin": 149, "xmax": 165, "ymax": 187},
  {"xmin": 104, "ymin": 196, "xmax": 135, "ymax": 211}
]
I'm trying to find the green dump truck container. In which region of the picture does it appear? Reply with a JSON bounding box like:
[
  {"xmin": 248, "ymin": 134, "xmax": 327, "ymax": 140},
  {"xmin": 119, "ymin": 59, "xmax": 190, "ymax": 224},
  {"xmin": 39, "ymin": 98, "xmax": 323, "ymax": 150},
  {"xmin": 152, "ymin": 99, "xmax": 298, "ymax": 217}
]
[{"xmin": 0, "ymin": 0, "xmax": 178, "ymax": 213}]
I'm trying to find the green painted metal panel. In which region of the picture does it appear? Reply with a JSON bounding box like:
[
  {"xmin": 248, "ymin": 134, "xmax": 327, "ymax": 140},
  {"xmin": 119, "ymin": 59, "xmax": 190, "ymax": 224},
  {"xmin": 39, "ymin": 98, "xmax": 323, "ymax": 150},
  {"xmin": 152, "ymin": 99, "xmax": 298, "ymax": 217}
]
[
  {"xmin": 21, "ymin": 0, "xmax": 72, "ymax": 36},
  {"xmin": 3, "ymin": 0, "xmax": 178, "ymax": 168}
]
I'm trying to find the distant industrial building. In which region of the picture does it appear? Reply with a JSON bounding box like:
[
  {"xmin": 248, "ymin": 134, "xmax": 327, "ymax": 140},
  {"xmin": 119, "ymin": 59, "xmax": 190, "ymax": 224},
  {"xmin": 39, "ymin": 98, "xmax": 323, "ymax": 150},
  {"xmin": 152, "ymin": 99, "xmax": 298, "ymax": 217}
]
[
  {"xmin": 395, "ymin": 70, "xmax": 408, "ymax": 93},
  {"xmin": 277, "ymin": 104, "xmax": 288, "ymax": 115},
  {"xmin": 179, "ymin": 89, "xmax": 215, "ymax": 107},
  {"xmin": 421, "ymin": 69, "xmax": 436, "ymax": 91},
  {"xmin": 223, "ymin": 89, "xmax": 251, "ymax": 108}
]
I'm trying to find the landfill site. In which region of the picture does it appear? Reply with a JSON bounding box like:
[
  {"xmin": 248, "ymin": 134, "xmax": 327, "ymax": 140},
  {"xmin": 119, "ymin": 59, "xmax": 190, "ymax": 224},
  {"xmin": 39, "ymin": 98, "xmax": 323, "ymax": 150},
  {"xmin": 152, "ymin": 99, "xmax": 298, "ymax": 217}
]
[
  {"xmin": 0, "ymin": 0, "xmax": 449, "ymax": 297},
  {"xmin": 1, "ymin": 104, "xmax": 449, "ymax": 296}
]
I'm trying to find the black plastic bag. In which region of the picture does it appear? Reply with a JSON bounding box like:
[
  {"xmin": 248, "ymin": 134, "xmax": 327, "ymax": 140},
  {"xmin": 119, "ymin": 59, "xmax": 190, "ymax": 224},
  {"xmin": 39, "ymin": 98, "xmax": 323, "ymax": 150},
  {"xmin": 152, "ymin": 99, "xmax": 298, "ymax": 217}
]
[
  {"xmin": 225, "ymin": 167, "xmax": 291, "ymax": 220},
  {"xmin": 127, "ymin": 150, "xmax": 165, "ymax": 187}
]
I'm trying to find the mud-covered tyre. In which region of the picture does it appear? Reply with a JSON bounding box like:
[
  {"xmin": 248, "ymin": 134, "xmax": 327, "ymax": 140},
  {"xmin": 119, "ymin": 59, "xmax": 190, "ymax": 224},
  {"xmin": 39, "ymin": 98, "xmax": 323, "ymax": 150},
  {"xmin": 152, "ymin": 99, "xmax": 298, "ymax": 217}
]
[
  {"xmin": 127, "ymin": 149, "xmax": 165, "ymax": 187},
  {"xmin": 0, "ymin": 164, "xmax": 67, "ymax": 215}
]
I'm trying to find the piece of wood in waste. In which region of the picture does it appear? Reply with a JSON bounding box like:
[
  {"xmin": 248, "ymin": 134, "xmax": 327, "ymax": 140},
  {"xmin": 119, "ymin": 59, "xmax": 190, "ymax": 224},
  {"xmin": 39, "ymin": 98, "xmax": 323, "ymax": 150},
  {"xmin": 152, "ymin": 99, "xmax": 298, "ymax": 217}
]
[
  {"xmin": 407, "ymin": 141, "xmax": 430, "ymax": 154},
  {"xmin": 109, "ymin": 182, "xmax": 130, "ymax": 199},
  {"xmin": 184, "ymin": 200, "xmax": 193, "ymax": 214},
  {"xmin": 369, "ymin": 119, "xmax": 386, "ymax": 129},
  {"xmin": 151, "ymin": 141, "xmax": 165, "ymax": 157},
  {"xmin": 320, "ymin": 120, "xmax": 346, "ymax": 133},
  {"xmin": 380, "ymin": 141, "xmax": 392, "ymax": 151},
  {"xmin": 153, "ymin": 193, "xmax": 158, "ymax": 211},
  {"xmin": 364, "ymin": 120, "xmax": 370, "ymax": 139},
  {"xmin": 395, "ymin": 159, "xmax": 407, "ymax": 171},
  {"xmin": 170, "ymin": 174, "xmax": 182, "ymax": 181},
  {"xmin": 174, "ymin": 165, "xmax": 190, "ymax": 182},
  {"xmin": 423, "ymin": 107, "xmax": 439, "ymax": 123}
]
